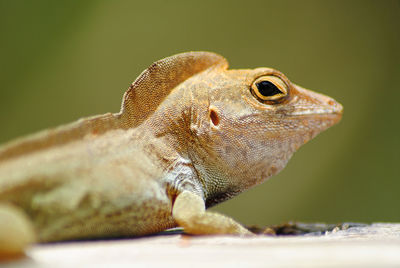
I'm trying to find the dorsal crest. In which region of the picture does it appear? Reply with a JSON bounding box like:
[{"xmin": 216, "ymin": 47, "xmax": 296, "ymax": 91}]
[{"xmin": 119, "ymin": 51, "xmax": 228, "ymax": 127}]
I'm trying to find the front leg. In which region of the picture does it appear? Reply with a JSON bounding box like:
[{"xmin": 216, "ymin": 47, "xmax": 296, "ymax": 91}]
[{"xmin": 172, "ymin": 191, "xmax": 252, "ymax": 235}]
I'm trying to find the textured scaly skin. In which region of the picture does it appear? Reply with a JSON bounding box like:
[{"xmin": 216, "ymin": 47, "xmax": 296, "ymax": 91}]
[{"xmin": 0, "ymin": 52, "xmax": 342, "ymax": 255}]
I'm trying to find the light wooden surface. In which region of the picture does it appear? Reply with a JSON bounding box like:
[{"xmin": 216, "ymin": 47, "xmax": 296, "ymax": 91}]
[{"xmin": 3, "ymin": 223, "xmax": 400, "ymax": 268}]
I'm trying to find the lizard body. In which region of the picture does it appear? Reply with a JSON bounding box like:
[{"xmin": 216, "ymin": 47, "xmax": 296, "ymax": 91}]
[{"xmin": 0, "ymin": 52, "xmax": 342, "ymax": 256}]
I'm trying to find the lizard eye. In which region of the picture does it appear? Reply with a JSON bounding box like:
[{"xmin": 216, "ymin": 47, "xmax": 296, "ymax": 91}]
[{"xmin": 251, "ymin": 76, "xmax": 288, "ymax": 103}]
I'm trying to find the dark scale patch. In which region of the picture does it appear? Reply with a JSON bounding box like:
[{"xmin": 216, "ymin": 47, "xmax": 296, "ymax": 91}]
[
  {"xmin": 224, "ymin": 145, "xmax": 233, "ymax": 154},
  {"xmin": 238, "ymin": 147, "xmax": 249, "ymax": 161},
  {"xmin": 105, "ymin": 210, "xmax": 122, "ymax": 218},
  {"xmin": 147, "ymin": 63, "xmax": 159, "ymax": 73},
  {"xmin": 166, "ymin": 183, "xmax": 179, "ymax": 207},
  {"xmin": 205, "ymin": 188, "xmax": 242, "ymax": 208}
]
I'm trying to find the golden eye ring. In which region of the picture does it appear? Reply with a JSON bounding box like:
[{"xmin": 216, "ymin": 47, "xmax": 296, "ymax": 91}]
[{"xmin": 251, "ymin": 75, "xmax": 288, "ymax": 103}]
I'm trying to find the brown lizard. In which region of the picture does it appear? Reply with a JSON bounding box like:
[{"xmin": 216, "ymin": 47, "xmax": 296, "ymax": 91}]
[{"xmin": 0, "ymin": 51, "xmax": 342, "ymax": 257}]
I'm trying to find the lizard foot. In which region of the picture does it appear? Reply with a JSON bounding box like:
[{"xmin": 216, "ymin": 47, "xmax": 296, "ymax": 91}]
[{"xmin": 173, "ymin": 191, "xmax": 253, "ymax": 236}]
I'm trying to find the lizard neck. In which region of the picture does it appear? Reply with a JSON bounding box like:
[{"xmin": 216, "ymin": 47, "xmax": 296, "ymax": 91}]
[{"xmin": 136, "ymin": 86, "xmax": 205, "ymax": 198}]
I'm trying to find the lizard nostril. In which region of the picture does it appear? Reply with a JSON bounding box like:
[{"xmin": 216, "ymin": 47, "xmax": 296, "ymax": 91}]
[
  {"xmin": 210, "ymin": 109, "xmax": 220, "ymax": 126},
  {"xmin": 327, "ymin": 99, "xmax": 343, "ymax": 114}
]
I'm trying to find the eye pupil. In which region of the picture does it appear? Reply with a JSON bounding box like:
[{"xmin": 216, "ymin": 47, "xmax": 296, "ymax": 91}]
[{"xmin": 256, "ymin": 81, "xmax": 282, "ymax": 97}]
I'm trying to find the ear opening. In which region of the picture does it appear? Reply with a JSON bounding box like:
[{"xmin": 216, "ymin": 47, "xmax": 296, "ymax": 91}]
[
  {"xmin": 118, "ymin": 51, "xmax": 228, "ymax": 128},
  {"xmin": 209, "ymin": 108, "xmax": 220, "ymax": 127}
]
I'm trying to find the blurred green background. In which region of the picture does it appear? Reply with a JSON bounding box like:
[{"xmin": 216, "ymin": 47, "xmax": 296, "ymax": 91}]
[{"xmin": 0, "ymin": 0, "xmax": 399, "ymax": 225}]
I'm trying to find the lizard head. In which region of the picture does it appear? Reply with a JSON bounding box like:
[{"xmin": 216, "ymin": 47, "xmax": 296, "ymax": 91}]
[{"xmin": 182, "ymin": 56, "xmax": 343, "ymax": 206}]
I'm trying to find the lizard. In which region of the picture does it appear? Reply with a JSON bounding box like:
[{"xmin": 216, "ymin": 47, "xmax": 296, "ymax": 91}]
[{"xmin": 0, "ymin": 51, "xmax": 343, "ymax": 257}]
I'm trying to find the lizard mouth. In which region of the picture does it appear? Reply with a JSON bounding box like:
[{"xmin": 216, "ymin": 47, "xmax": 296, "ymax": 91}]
[
  {"xmin": 288, "ymin": 106, "xmax": 343, "ymax": 116},
  {"xmin": 292, "ymin": 109, "xmax": 343, "ymax": 122},
  {"xmin": 292, "ymin": 112, "xmax": 343, "ymax": 131}
]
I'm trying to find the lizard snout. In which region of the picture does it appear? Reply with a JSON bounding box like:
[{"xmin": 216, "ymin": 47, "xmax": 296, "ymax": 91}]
[{"xmin": 290, "ymin": 84, "xmax": 343, "ymax": 122}]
